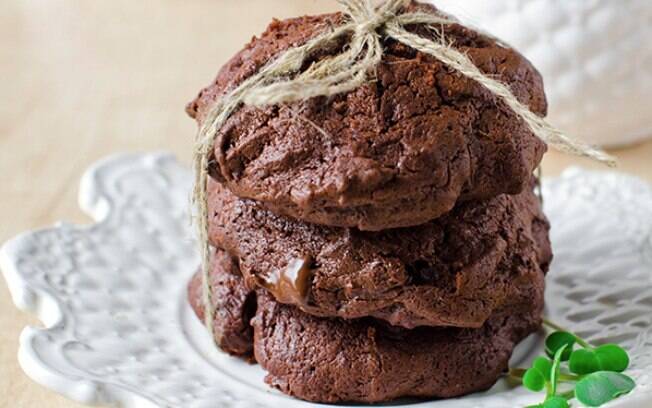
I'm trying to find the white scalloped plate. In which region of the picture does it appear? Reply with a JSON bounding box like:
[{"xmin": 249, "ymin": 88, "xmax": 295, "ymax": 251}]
[{"xmin": 2, "ymin": 153, "xmax": 652, "ymax": 408}]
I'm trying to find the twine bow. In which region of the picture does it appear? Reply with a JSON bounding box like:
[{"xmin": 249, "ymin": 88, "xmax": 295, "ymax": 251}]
[{"xmin": 193, "ymin": 0, "xmax": 616, "ymax": 342}]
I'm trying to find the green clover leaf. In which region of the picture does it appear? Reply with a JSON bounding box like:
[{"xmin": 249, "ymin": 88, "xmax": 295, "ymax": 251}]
[
  {"xmin": 545, "ymin": 332, "xmax": 575, "ymax": 361},
  {"xmin": 569, "ymin": 348, "xmax": 601, "ymax": 375},
  {"xmin": 594, "ymin": 344, "xmax": 630, "ymax": 373},
  {"xmin": 543, "ymin": 396, "xmax": 570, "ymax": 408},
  {"xmin": 524, "ymin": 367, "xmax": 547, "ymax": 392},
  {"xmin": 532, "ymin": 356, "xmax": 553, "ymax": 379},
  {"xmin": 575, "ymin": 371, "xmax": 635, "ymax": 407}
]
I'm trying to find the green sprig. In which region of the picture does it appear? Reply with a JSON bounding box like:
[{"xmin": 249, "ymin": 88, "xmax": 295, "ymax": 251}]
[
  {"xmin": 510, "ymin": 318, "xmax": 636, "ymax": 407},
  {"xmin": 550, "ymin": 344, "xmax": 567, "ymax": 397}
]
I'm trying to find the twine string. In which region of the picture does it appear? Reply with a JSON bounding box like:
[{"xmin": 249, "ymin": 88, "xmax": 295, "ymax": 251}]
[{"xmin": 194, "ymin": 0, "xmax": 616, "ymax": 342}]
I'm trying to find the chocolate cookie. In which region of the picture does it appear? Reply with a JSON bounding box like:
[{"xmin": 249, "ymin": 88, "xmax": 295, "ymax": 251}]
[
  {"xmin": 207, "ymin": 177, "xmax": 551, "ymax": 329},
  {"xmin": 254, "ymin": 291, "xmax": 541, "ymax": 403},
  {"xmin": 188, "ymin": 251, "xmax": 543, "ymax": 403},
  {"xmin": 187, "ymin": 250, "xmax": 255, "ymax": 358},
  {"xmin": 187, "ymin": 2, "xmax": 548, "ymax": 230}
]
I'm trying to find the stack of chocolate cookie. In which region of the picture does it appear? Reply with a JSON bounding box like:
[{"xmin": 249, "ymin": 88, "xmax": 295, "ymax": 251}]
[{"xmin": 187, "ymin": 2, "xmax": 552, "ymax": 403}]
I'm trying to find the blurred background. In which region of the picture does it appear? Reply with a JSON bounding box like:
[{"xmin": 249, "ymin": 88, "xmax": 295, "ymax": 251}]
[
  {"xmin": 1, "ymin": 1, "xmax": 651, "ymax": 407},
  {"xmin": 438, "ymin": 0, "xmax": 652, "ymax": 147}
]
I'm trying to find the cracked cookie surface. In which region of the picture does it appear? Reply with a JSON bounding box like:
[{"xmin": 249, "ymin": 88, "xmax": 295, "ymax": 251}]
[
  {"xmin": 207, "ymin": 177, "xmax": 551, "ymax": 329},
  {"xmin": 187, "ymin": 2, "xmax": 548, "ymax": 230},
  {"xmin": 188, "ymin": 249, "xmax": 544, "ymax": 403}
]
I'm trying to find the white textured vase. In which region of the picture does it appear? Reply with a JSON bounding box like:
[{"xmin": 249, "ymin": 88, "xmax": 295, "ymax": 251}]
[{"xmin": 433, "ymin": 0, "xmax": 652, "ymax": 147}]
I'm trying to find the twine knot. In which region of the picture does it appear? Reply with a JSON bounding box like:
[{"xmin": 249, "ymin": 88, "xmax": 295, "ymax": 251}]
[
  {"xmin": 344, "ymin": 0, "xmax": 405, "ymax": 34},
  {"xmin": 193, "ymin": 0, "xmax": 616, "ymax": 343},
  {"xmin": 354, "ymin": 12, "xmax": 388, "ymax": 34}
]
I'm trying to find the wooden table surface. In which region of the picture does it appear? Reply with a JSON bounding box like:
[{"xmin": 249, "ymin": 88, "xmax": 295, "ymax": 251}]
[{"xmin": 1, "ymin": 1, "xmax": 651, "ymax": 407}]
